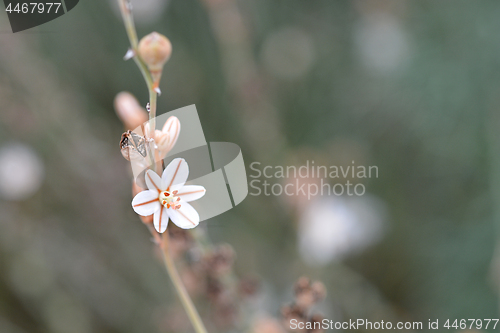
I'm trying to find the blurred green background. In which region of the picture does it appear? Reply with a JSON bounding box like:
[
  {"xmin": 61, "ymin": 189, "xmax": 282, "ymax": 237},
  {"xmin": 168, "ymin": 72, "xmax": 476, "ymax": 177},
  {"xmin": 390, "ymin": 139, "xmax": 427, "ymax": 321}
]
[{"xmin": 0, "ymin": 0, "xmax": 499, "ymax": 332}]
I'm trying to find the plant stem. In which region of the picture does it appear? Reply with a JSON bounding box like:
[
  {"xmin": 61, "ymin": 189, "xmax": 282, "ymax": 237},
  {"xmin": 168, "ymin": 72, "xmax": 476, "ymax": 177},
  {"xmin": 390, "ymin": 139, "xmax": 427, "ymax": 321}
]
[
  {"xmin": 118, "ymin": 0, "xmax": 137, "ymax": 47},
  {"xmin": 146, "ymin": 88, "xmax": 158, "ymax": 172},
  {"xmin": 118, "ymin": 0, "xmax": 158, "ymax": 171},
  {"xmin": 161, "ymin": 233, "xmax": 208, "ymax": 333},
  {"xmin": 118, "ymin": 2, "xmax": 207, "ymax": 331},
  {"xmin": 118, "ymin": 0, "xmax": 154, "ymax": 90},
  {"xmin": 148, "ymin": 87, "xmax": 157, "ymax": 142},
  {"xmin": 145, "ymin": 223, "xmax": 162, "ymax": 245}
]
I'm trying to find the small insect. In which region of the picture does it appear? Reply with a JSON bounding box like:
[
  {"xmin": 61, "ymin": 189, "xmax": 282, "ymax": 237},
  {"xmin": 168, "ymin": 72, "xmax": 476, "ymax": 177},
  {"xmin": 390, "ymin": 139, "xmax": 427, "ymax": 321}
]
[{"xmin": 120, "ymin": 130, "xmax": 148, "ymax": 161}]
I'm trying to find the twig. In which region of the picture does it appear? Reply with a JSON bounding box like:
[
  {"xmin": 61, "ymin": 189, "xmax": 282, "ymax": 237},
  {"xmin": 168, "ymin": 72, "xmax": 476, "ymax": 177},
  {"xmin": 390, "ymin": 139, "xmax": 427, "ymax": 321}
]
[{"xmin": 161, "ymin": 233, "xmax": 208, "ymax": 333}]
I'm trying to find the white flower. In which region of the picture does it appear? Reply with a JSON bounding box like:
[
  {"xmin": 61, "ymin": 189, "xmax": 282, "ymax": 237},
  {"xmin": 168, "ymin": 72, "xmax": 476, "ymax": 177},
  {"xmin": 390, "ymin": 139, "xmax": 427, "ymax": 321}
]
[
  {"xmin": 354, "ymin": 13, "xmax": 410, "ymax": 74},
  {"xmin": 0, "ymin": 143, "xmax": 44, "ymax": 201},
  {"xmin": 299, "ymin": 195, "xmax": 386, "ymax": 265},
  {"xmin": 131, "ymin": 158, "xmax": 206, "ymax": 233}
]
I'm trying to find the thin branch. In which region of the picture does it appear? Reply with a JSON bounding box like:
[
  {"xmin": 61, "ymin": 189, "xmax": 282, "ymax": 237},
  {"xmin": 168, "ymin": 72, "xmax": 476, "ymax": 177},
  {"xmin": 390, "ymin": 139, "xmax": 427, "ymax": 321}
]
[{"xmin": 161, "ymin": 233, "xmax": 208, "ymax": 333}]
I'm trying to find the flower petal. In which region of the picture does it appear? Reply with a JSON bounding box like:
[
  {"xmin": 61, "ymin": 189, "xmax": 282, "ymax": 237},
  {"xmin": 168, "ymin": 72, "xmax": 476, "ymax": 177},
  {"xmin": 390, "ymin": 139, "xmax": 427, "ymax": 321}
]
[
  {"xmin": 162, "ymin": 116, "xmax": 180, "ymax": 151},
  {"xmin": 167, "ymin": 201, "xmax": 199, "ymax": 229},
  {"xmin": 145, "ymin": 170, "xmax": 163, "ymax": 192},
  {"xmin": 154, "ymin": 206, "xmax": 169, "ymax": 233},
  {"xmin": 132, "ymin": 190, "xmax": 161, "ymax": 216},
  {"xmin": 162, "ymin": 158, "xmax": 189, "ymax": 191},
  {"xmin": 176, "ymin": 185, "xmax": 206, "ymax": 202}
]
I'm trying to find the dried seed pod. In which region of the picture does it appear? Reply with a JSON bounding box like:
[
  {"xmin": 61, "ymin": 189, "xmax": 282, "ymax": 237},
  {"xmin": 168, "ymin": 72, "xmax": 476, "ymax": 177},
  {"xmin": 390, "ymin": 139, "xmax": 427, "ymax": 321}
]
[
  {"xmin": 293, "ymin": 277, "xmax": 326, "ymax": 309},
  {"xmin": 239, "ymin": 276, "xmax": 260, "ymax": 297},
  {"xmin": 308, "ymin": 314, "xmax": 325, "ymax": 333},
  {"xmin": 205, "ymin": 244, "xmax": 236, "ymax": 277},
  {"xmin": 310, "ymin": 281, "xmax": 326, "ymax": 302},
  {"xmin": 290, "ymin": 277, "xmax": 328, "ymax": 313},
  {"xmin": 281, "ymin": 304, "xmax": 307, "ymax": 326},
  {"xmin": 206, "ymin": 277, "xmax": 224, "ymax": 300},
  {"xmin": 251, "ymin": 318, "xmax": 286, "ymax": 333},
  {"xmin": 295, "ymin": 289, "xmax": 316, "ymax": 310},
  {"xmin": 212, "ymin": 296, "xmax": 238, "ymax": 329},
  {"xmin": 294, "ymin": 277, "xmax": 311, "ymax": 296}
]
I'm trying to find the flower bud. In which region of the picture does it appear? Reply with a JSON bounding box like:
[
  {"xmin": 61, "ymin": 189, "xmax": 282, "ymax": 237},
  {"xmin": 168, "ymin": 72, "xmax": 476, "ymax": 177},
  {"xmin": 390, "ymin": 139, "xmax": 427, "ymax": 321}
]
[
  {"xmin": 155, "ymin": 130, "xmax": 170, "ymax": 149},
  {"xmin": 114, "ymin": 92, "xmax": 148, "ymax": 130},
  {"xmin": 138, "ymin": 32, "xmax": 172, "ymax": 88},
  {"xmin": 155, "ymin": 116, "xmax": 180, "ymax": 157}
]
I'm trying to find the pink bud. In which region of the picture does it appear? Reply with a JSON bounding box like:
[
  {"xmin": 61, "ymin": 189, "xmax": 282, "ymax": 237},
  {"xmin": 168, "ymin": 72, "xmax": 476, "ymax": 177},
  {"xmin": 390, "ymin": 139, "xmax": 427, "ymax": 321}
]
[
  {"xmin": 114, "ymin": 92, "xmax": 148, "ymax": 130},
  {"xmin": 138, "ymin": 32, "xmax": 172, "ymax": 87}
]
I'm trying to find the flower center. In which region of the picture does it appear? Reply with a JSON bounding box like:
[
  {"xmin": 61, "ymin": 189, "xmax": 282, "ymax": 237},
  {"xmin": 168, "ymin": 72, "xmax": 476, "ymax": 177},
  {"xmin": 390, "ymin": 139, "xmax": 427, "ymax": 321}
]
[{"xmin": 159, "ymin": 190, "xmax": 181, "ymax": 210}]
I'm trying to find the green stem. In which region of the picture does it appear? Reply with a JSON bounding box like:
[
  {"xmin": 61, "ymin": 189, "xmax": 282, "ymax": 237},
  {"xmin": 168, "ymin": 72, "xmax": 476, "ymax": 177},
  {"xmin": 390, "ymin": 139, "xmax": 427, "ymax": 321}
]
[
  {"xmin": 118, "ymin": 0, "xmax": 138, "ymax": 47},
  {"xmin": 118, "ymin": 0, "xmax": 154, "ymax": 88},
  {"xmin": 161, "ymin": 233, "xmax": 208, "ymax": 333},
  {"xmin": 118, "ymin": 0, "xmax": 157, "ymax": 172},
  {"xmin": 134, "ymin": 57, "xmax": 155, "ymax": 91},
  {"xmin": 148, "ymin": 88, "xmax": 158, "ymax": 173},
  {"xmin": 148, "ymin": 88, "xmax": 157, "ymax": 141},
  {"xmin": 118, "ymin": 2, "xmax": 207, "ymax": 331}
]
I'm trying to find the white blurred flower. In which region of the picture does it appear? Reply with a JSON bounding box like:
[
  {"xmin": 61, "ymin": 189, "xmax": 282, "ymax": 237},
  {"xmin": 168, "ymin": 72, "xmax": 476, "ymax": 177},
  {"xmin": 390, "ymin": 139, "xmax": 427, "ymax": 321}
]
[
  {"xmin": 261, "ymin": 27, "xmax": 315, "ymax": 80},
  {"xmin": 299, "ymin": 195, "xmax": 386, "ymax": 265},
  {"xmin": 132, "ymin": 158, "xmax": 206, "ymax": 233},
  {"xmin": 0, "ymin": 143, "xmax": 44, "ymax": 201},
  {"xmin": 354, "ymin": 13, "xmax": 410, "ymax": 74}
]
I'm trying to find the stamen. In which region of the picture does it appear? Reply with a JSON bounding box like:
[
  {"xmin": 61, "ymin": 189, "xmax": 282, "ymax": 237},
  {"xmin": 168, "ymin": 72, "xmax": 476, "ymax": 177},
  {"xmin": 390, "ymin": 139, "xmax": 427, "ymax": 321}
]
[{"xmin": 159, "ymin": 189, "xmax": 182, "ymax": 210}]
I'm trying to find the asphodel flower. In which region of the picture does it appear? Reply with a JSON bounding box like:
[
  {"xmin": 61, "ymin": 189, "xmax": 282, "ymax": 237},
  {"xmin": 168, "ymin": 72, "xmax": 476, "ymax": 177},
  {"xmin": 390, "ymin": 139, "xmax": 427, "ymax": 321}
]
[{"xmin": 131, "ymin": 158, "xmax": 206, "ymax": 233}]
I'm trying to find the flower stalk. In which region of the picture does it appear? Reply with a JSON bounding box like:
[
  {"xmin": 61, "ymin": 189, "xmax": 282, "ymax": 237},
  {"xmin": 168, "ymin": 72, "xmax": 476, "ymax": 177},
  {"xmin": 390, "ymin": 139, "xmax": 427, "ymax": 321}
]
[
  {"xmin": 142, "ymin": 224, "xmax": 208, "ymax": 333},
  {"xmin": 117, "ymin": 1, "xmax": 208, "ymax": 332},
  {"xmin": 118, "ymin": 0, "xmax": 157, "ymax": 170},
  {"xmin": 148, "ymin": 88, "xmax": 158, "ymax": 171},
  {"xmin": 161, "ymin": 232, "xmax": 208, "ymax": 333}
]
